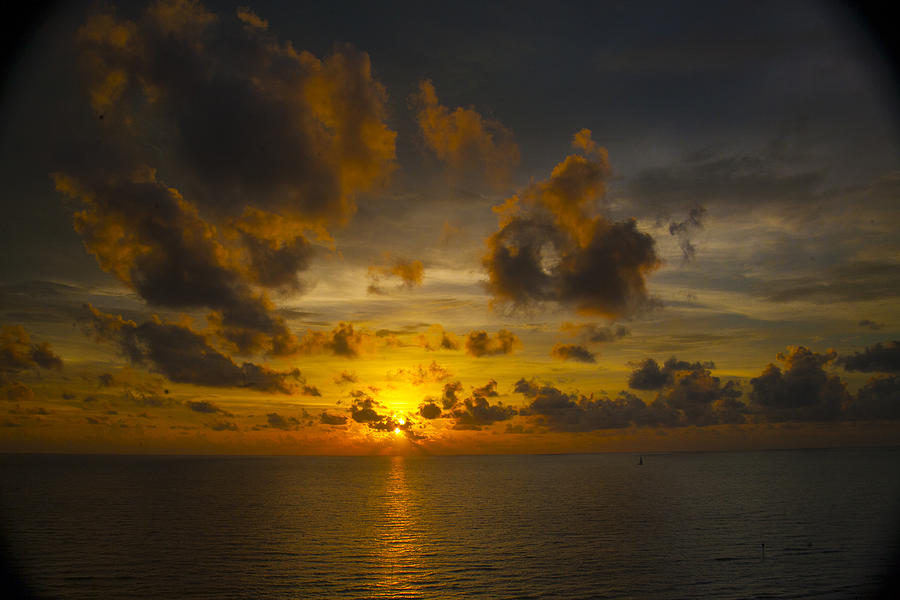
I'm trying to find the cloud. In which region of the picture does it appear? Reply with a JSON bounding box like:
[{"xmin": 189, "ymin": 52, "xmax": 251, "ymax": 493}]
[
  {"xmin": 82, "ymin": 304, "xmax": 301, "ymax": 393},
  {"xmin": 267, "ymin": 412, "xmax": 300, "ymax": 430},
  {"xmin": 439, "ymin": 381, "xmax": 464, "ymax": 410},
  {"xmin": 627, "ymin": 357, "xmax": 715, "ymax": 390},
  {"xmin": 298, "ymin": 322, "xmax": 378, "ymax": 357},
  {"xmin": 368, "ymin": 255, "xmax": 424, "ymax": 294},
  {"xmin": 207, "ymin": 421, "xmax": 239, "ymax": 432},
  {"xmin": 516, "ymin": 380, "xmax": 669, "ymax": 431},
  {"xmin": 749, "ymin": 346, "xmax": 848, "ymax": 422},
  {"xmin": 412, "ymin": 79, "xmax": 519, "ymax": 187},
  {"xmin": 418, "ymin": 402, "xmax": 442, "ymax": 419},
  {"xmin": 59, "ymin": 1, "xmax": 401, "ymax": 359},
  {"xmin": 858, "ymin": 319, "xmax": 884, "ymax": 331},
  {"xmin": 319, "ymin": 411, "xmax": 347, "ymax": 426},
  {"xmin": 668, "ymin": 205, "xmax": 706, "ymax": 261},
  {"xmin": 75, "ymin": 1, "xmax": 396, "ymax": 225},
  {"xmin": 846, "ymin": 375, "xmax": 900, "ymax": 420},
  {"xmin": 0, "ymin": 325, "xmax": 63, "ymax": 375},
  {"xmin": 186, "ymin": 400, "xmax": 231, "ymax": 415},
  {"xmin": 333, "ymin": 370, "xmax": 358, "ymax": 385},
  {"xmin": 448, "ymin": 380, "xmax": 516, "ymax": 430},
  {"xmin": 483, "ymin": 130, "xmax": 659, "ymax": 318},
  {"xmin": 549, "ymin": 343, "xmax": 596, "ymax": 363},
  {"xmin": 53, "ymin": 171, "xmax": 300, "ymax": 356},
  {"xmin": 416, "ymin": 324, "xmax": 461, "ymax": 351},
  {"xmin": 559, "ymin": 322, "xmax": 629, "ymax": 344},
  {"xmin": 464, "ymin": 329, "xmax": 520, "ymax": 357},
  {"xmin": 763, "ymin": 260, "xmax": 900, "ymax": 304},
  {"xmin": 838, "ymin": 341, "xmax": 900, "ymax": 373},
  {"xmin": 388, "ymin": 361, "xmax": 453, "ymax": 385},
  {"xmin": 3, "ymin": 382, "xmax": 35, "ymax": 403}
]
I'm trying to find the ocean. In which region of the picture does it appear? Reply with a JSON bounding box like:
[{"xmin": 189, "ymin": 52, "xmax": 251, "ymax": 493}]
[{"xmin": 1, "ymin": 448, "xmax": 899, "ymax": 598}]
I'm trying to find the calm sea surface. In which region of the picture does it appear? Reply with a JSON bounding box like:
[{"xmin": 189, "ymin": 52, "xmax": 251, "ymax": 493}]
[{"xmin": 1, "ymin": 448, "xmax": 899, "ymax": 599}]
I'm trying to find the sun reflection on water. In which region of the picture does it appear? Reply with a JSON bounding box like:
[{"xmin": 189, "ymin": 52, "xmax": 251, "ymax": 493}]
[{"xmin": 374, "ymin": 456, "xmax": 425, "ymax": 597}]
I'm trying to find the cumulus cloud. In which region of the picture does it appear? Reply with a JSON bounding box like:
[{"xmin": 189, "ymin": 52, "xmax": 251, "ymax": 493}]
[
  {"xmin": 483, "ymin": 130, "xmax": 659, "ymax": 317},
  {"xmin": 75, "ymin": 1, "xmax": 395, "ymax": 224},
  {"xmin": 418, "ymin": 402, "xmax": 442, "ymax": 419},
  {"xmin": 464, "ymin": 329, "xmax": 520, "ymax": 357},
  {"xmin": 54, "ymin": 171, "xmax": 300, "ymax": 356},
  {"xmin": 298, "ymin": 322, "xmax": 378, "ymax": 358},
  {"xmin": 0, "ymin": 325, "xmax": 63, "ymax": 375},
  {"xmin": 549, "ymin": 343, "xmax": 596, "ymax": 363},
  {"xmin": 516, "ymin": 380, "xmax": 670, "ymax": 431},
  {"xmin": 448, "ymin": 380, "xmax": 516, "ymax": 430},
  {"xmin": 749, "ymin": 346, "xmax": 848, "ymax": 422},
  {"xmin": 60, "ymin": 0, "xmax": 399, "ymax": 360},
  {"xmin": 368, "ymin": 255, "xmax": 424, "ymax": 294},
  {"xmin": 846, "ymin": 375, "xmax": 900, "ymax": 420},
  {"xmin": 838, "ymin": 341, "xmax": 900, "ymax": 373},
  {"xmin": 82, "ymin": 304, "xmax": 301, "ymax": 393},
  {"xmin": 412, "ymin": 79, "xmax": 519, "ymax": 187},
  {"xmin": 627, "ymin": 357, "xmax": 715, "ymax": 390}
]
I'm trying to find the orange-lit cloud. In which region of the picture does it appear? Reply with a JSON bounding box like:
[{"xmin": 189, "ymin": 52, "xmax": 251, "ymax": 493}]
[
  {"xmin": 464, "ymin": 329, "xmax": 520, "ymax": 357},
  {"xmin": 483, "ymin": 130, "xmax": 660, "ymax": 317},
  {"xmin": 367, "ymin": 254, "xmax": 424, "ymax": 294},
  {"xmin": 412, "ymin": 79, "xmax": 519, "ymax": 187},
  {"xmin": 81, "ymin": 304, "xmax": 302, "ymax": 393}
]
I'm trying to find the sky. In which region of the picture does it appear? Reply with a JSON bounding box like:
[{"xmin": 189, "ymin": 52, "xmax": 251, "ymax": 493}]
[{"xmin": 1, "ymin": 0, "xmax": 899, "ymax": 455}]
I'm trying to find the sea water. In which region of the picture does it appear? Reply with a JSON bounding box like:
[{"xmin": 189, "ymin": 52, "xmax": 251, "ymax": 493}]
[{"xmin": 1, "ymin": 448, "xmax": 899, "ymax": 598}]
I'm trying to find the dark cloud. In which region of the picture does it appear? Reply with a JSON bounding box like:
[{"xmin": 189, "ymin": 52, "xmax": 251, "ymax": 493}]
[
  {"xmin": 668, "ymin": 205, "xmax": 706, "ymax": 261},
  {"xmin": 55, "ymin": 173, "xmax": 300, "ymax": 356},
  {"xmin": 97, "ymin": 373, "xmax": 115, "ymax": 387},
  {"xmin": 418, "ymin": 402, "xmax": 442, "ymax": 419},
  {"xmin": 858, "ymin": 319, "xmax": 884, "ymax": 331},
  {"xmin": 82, "ymin": 304, "xmax": 301, "ymax": 393},
  {"xmin": 333, "ymin": 370, "xmax": 358, "ymax": 385},
  {"xmin": 207, "ymin": 421, "xmax": 238, "ymax": 432},
  {"xmin": 550, "ymin": 343, "xmax": 596, "ymax": 363},
  {"xmin": 449, "ymin": 380, "xmax": 517, "ymax": 430},
  {"xmin": 186, "ymin": 400, "xmax": 231, "ymax": 416},
  {"xmin": 0, "ymin": 325, "xmax": 63, "ymax": 375},
  {"xmin": 74, "ymin": 1, "xmax": 396, "ymax": 224},
  {"xmin": 484, "ymin": 132, "xmax": 659, "ymax": 318},
  {"xmin": 267, "ymin": 412, "xmax": 300, "ymax": 430},
  {"xmin": 838, "ymin": 341, "xmax": 900, "ymax": 373},
  {"xmin": 319, "ymin": 411, "xmax": 348, "ymax": 426},
  {"xmin": 559, "ymin": 322, "xmax": 629, "ymax": 344},
  {"xmin": 749, "ymin": 346, "xmax": 848, "ymax": 421},
  {"xmin": 464, "ymin": 329, "xmax": 520, "ymax": 357},
  {"xmin": 516, "ymin": 380, "xmax": 672, "ymax": 431},
  {"xmin": 298, "ymin": 322, "xmax": 377, "ymax": 358},
  {"xmin": 3, "ymin": 382, "xmax": 35, "ymax": 403},
  {"xmin": 846, "ymin": 375, "xmax": 900, "ymax": 420},
  {"xmin": 628, "ymin": 357, "xmax": 715, "ymax": 390},
  {"xmin": 440, "ymin": 380, "xmax": 464, "ymax": 410}
]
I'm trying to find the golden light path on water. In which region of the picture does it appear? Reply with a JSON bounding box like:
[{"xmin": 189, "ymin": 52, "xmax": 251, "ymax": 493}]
[{"xmin": 374, "ymin": 456, "xmax": 423, "ymax": 597}]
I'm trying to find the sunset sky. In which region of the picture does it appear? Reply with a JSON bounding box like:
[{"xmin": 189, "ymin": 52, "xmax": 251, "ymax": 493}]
[{"xmin": 1, "ymin": 0, "xmax": 899, "ymax": 454}]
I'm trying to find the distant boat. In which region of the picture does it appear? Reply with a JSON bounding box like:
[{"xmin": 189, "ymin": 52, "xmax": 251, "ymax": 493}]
[{"xmin": 638, "ymin": 455, "xmax": 644, "ymax": 466}]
